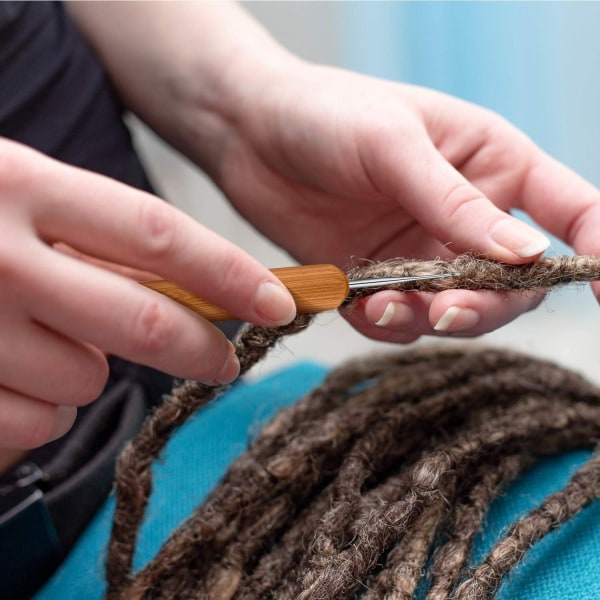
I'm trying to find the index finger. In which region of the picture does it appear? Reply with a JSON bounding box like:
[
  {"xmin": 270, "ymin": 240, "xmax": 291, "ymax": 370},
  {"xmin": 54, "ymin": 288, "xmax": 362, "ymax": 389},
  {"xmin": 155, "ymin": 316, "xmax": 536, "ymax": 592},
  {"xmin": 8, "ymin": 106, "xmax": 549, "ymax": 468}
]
[{"xmin": 9, "ymin": 141, "xmax": 296, "ymax": 327}]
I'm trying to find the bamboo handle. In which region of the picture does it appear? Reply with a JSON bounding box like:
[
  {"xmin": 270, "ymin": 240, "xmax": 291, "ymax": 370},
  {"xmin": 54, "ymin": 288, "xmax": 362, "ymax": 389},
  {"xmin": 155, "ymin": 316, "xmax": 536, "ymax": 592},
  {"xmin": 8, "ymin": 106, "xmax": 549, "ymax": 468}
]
[{"xmin": 140, "ymin": 264, "xmax": 349, "ymax": 322}]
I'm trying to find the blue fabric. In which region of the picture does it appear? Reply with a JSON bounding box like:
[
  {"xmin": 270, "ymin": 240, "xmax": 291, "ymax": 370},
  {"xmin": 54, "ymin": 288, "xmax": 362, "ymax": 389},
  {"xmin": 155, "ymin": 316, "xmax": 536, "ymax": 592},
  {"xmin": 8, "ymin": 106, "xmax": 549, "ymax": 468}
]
[{"xmin": 36, "ymin": 362, "xmax": 600, "ymax": 599}]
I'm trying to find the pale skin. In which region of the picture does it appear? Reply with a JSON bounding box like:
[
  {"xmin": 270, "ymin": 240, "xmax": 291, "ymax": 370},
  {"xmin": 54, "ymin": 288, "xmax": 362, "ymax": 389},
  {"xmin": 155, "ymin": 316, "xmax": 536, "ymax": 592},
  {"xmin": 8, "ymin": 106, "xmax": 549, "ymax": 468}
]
[{"xmin": 3, "ymin": 1, "xmax": 600, "ymax": 465}]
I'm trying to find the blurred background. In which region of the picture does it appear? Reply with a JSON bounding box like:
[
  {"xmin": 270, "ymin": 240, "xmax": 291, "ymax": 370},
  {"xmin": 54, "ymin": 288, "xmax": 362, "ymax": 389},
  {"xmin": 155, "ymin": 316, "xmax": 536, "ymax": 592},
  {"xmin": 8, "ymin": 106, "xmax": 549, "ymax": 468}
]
[{"xmin": 129, "ymin": 1, "xmax": 600, "ymax": 382}]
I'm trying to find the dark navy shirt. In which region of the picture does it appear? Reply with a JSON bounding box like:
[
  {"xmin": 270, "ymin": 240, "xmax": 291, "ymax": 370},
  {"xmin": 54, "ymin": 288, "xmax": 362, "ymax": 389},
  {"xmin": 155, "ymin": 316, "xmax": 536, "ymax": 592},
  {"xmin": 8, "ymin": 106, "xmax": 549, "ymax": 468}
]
[{"xmin": 0, "ymin": 1, "xmax": 152, "ymax": 189}]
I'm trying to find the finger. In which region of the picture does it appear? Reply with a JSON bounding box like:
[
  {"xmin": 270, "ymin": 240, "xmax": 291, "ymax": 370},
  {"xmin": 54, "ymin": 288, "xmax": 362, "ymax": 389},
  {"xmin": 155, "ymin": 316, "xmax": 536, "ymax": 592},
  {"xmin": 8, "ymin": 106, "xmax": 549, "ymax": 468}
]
[
  {"xmin": 341, "ymin": 292, "xmax": 427, "ymax": 344},
  {"xmin": 5, "ymin": 140, "xmax": 295, "ymax": 326},
  {"xmin": 432, "ymin": 106, "xmax": 600, "ymax": 262},
  {"xmin": 53, "ymin": 242, "xmax": 160, "ymax": 281},
  {"xmin": 428, "ymin": 288, "xmax": 545, "ymax": 336},
  {"xmin": 515, "ymin": 151, "xmax": 600, "ymax": 302},
  {"xmin": 520, "ymin": 152, "xmax": 600, "ymax": 255},
  {"xmin": 342, "ymin": 288, "xmax": 544, "ymax": 342},
  {"xmin": 362, "ymin": 125, "xmax": 550, "ymax": 263},
  {"xmin": 22, "ymin": 243, "xmax": 240, "ymax": 384},
  {"xmin": 0, "ymin": 389, "xmax": 76, "ymax": 450},
  {"xmin": 0, "ymin": 317, "xmax": 109, "ymax": 406}
]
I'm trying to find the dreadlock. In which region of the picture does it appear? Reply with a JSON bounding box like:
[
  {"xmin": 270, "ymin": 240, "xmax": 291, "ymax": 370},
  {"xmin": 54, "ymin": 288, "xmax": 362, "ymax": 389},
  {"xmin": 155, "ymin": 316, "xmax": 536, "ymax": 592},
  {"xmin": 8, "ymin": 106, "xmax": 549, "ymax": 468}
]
[{"xmin": 105, "ymin": 256, "xmax": 600, "ymax": 599}]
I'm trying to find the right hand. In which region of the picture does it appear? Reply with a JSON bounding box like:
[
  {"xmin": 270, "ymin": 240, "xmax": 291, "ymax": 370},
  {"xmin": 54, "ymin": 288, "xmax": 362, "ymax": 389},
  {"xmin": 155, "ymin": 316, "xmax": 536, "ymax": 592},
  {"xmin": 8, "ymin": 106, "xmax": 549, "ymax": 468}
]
[{"xmin": 0, "ymin": 139, "xmax": 296, "ymax": 450}]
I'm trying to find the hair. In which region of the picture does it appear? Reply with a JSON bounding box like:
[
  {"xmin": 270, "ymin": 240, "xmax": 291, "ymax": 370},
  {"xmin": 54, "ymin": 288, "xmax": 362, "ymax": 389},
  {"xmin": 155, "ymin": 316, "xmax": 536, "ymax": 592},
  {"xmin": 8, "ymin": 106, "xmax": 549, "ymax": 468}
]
[
  {"xmin": 105, "ymin": 256, "xmax": 600, "ymax": 600},
  {"xmin": 344, "ymin": 254, "xmax": 600, "ymax": 300}
]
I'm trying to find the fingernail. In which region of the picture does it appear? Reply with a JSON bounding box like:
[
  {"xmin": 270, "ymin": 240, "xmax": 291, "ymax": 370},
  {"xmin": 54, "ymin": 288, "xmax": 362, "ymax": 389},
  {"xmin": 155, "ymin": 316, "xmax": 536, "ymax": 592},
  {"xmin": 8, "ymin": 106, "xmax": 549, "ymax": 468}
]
[
  {"xmin": 490, "ymin": 219, "xmax": 550, "ymax": 258},
  {"xmin": 50, "ymin": 406, "xmax": 77, "ymax": 442},
  {"xmin": 215, "ymin": 344, "xmax": 240, "ymax": 385},
  {"xmin": 433, "ymin": 306, "xmax": 480, "ymax": 332},
  {"xmin": 254, "ymin": 281, "xmax": 296, "ymax": 326},
  {"xmin": 373, "ymin": 301, "xmax": 414, "ymax": 328}
]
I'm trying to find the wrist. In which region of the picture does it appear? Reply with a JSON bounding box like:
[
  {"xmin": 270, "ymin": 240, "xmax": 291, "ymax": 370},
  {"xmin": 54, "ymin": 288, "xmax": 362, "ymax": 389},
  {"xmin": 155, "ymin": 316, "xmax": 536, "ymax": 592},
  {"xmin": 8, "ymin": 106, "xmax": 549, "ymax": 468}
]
[
  {"xmin": 170, "ymin": 6, "xmax": 303, "ymax": 179},
  {"xmin": 68, "ymin": 1, "xmax": 304, "ymax": 181}
]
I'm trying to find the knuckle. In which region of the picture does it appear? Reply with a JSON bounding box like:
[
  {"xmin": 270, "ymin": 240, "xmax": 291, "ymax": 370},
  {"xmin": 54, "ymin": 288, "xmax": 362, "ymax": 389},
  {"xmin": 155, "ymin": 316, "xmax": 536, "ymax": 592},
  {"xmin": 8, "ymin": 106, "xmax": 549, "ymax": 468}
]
[
  {"xmin": 565, "ymin": 202, "xmax": 600, "ymax": 249},
  {"xmin": 131, "ymin": 298, "xmax": 176, "ymax": 358},
  {"xmin": 194, "ymin": 248, "xmax": 250, "ymax": 310},
  {"xmin": 137, "ymin": 197, "xmax": 178, "ymax": 263},
  {"xmin": 214, "ymin": 251, "xmax": 245, "ymax": 296},
  {"xmin": 462, "ymin": 117, "xmax": 533, "ymax": 184},
  {"xmin": 474, "ymin": 123, "xmax": 521, "ymax": 171},
  {"xmin": 440, "ymin": 182, "xmax": 484, "ymax": 224}
]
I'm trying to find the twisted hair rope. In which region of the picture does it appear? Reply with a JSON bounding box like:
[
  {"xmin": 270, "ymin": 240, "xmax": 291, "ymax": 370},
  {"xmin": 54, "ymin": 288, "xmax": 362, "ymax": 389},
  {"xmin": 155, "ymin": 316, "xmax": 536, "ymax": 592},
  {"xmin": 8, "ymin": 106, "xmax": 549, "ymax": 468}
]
[
  {"xmin": 455, "ymin": 448, "xmax": 600, "ymax": 599},
  {"xmin": 344, "ymin": 254, "xmax": 600, "ymax": 301},
  {"xmin": 138, "ymin": 359, "xmax": 563, "ymax": 596},
  {"xmin": 424, "ymin": 453, "xmax": 527, "ymax": 600},
  {"xmin": 105, "ymin": 316, "xmax": 314, "ymax": 598},
  {"xmin": 296, "ymin": 399, "xmax": 600, "ymax": 599},
  {"xmin": 104, "ymin": 256, "xmax": 600, "ymax": 600}
]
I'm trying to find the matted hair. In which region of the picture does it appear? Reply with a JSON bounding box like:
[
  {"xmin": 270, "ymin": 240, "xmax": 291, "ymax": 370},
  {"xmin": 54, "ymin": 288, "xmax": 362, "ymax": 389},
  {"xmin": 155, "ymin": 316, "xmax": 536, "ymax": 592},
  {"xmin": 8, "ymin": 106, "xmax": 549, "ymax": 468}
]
[{"xmin": 105, "ymin": 256, "xmax": 600, "ymax": 599}]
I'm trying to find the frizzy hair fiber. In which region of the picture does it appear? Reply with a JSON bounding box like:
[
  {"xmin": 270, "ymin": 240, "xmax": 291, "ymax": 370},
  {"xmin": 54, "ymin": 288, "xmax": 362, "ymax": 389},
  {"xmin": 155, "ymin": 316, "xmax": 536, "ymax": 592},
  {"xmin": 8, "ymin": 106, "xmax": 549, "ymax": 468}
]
[{"xmin": 105, "ymin": 256, "xmax": 600, "ymax": 599}]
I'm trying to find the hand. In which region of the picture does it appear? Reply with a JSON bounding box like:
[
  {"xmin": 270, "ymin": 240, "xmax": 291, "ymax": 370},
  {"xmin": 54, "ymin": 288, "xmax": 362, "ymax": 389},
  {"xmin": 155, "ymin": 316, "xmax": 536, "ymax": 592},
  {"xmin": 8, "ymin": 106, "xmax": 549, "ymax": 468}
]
[
  {"xmin": 0, "ymin": 139, "xmax": 295, "ymax": 449},
  {"xmin": 65, "ymin": 2, "xmax": 600, "ymax": 341},
  {"xmin": 208, "ymin": 59, "xmax": 600, "ymax": 342}
]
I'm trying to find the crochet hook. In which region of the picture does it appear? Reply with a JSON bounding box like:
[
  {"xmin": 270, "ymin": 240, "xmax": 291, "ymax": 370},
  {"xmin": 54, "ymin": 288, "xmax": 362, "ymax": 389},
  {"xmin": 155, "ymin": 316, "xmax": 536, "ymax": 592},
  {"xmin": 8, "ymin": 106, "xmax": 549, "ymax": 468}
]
[{"xmin": 140, "ymin": 265, "xmax": 455, "ymax": 322}]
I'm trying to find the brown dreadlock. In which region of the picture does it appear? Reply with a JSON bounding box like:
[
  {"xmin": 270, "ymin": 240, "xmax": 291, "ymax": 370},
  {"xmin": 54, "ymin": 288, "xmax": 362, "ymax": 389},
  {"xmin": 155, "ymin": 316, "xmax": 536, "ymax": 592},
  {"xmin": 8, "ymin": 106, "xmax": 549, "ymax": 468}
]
[{"xmin": 105, "ymin": 256, "xmax": 600, "ymax": 600}]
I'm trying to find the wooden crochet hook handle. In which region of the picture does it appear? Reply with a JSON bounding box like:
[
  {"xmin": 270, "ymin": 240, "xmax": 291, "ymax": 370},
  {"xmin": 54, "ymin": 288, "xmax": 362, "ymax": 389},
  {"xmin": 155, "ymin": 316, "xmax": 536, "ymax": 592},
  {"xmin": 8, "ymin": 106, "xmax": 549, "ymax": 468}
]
[{"xmin": 140, "ymin": 264, "xmax": 349, "ymax": 322}]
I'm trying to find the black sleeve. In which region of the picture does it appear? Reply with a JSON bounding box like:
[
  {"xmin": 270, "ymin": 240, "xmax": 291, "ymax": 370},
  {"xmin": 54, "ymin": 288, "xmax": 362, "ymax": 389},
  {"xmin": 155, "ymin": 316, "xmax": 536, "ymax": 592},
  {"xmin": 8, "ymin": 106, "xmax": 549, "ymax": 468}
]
[{"xmin": 0, "ymin": 1, "xmax": 153, "ymax": 191}]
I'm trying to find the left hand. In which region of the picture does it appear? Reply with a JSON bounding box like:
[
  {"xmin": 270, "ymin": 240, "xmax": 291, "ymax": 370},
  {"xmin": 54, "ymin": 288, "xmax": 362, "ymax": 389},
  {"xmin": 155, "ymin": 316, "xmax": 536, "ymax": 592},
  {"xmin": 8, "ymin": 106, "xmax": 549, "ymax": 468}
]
[
  {"xmin": 69, "ymin": 2, "xmax": 600, "ymax": 343},
  {"xmin": 208, "ymin": 59, "xmax": 600, "ymax": 342}
]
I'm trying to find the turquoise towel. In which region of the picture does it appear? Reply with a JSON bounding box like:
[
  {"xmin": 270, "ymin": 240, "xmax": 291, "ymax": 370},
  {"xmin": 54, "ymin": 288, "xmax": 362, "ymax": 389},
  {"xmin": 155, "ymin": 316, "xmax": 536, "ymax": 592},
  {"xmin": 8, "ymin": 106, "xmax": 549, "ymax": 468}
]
[{"xmin": 36, "ymin": 362, "xmax": 600, "ymax": 599}]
